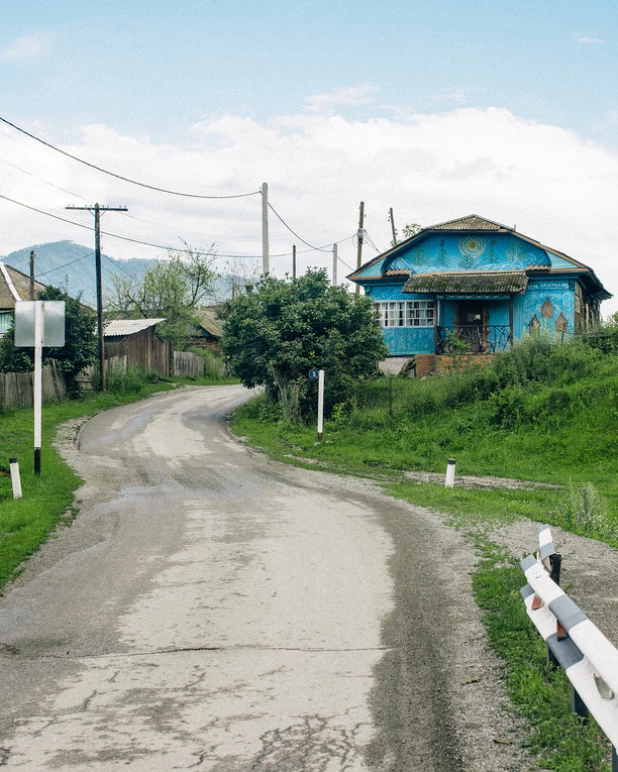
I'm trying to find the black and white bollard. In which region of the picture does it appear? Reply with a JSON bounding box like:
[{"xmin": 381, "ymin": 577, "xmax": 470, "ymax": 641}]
[
  {"xmin": 9, "ymin": 457, "xmax": 22, "ymax": 500},
  {"xmin": 445, "ymin": 458, "xmax": 456, "ymax": 488}
]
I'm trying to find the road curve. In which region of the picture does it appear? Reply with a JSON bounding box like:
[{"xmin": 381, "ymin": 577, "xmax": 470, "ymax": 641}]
[{"xmin": 0, "ymin": 385, "xmax": 527, "ymax": 770}]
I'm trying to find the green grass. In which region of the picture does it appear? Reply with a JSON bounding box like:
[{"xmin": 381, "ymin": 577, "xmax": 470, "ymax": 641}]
[{"xmin": 0, "ymin": 376, "xmax": 238, "ymax": 591}]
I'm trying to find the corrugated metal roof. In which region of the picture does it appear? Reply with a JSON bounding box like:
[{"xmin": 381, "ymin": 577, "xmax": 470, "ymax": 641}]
[
  {"xmin": 104, "ymin": 318, "xmax": 165, "ymax": 336},
  {"xmin": 403, "ymin": 271, "xmax": 528, "ymax": 294},
  {"xmin": 430, "ymin": 215, "xmax": 506, "ymax": 231}
]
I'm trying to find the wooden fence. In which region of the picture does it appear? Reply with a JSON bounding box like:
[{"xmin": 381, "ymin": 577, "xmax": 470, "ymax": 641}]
[
  {"xmin": 0, "ymin": 361, "xmax": 67, "ymax": 411},
  {"xmin": 173, "ymin": 351, "xmax": 229, "ymax": 379}
]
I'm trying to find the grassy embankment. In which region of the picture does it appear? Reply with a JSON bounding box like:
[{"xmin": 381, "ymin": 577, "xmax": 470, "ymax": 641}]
[
  {"xmin": 0, "ymin": 370, "xmax": 237, "ymax": 592},
  {"xmin": 232, "ymin": 336, "xmax": 618, "ymax": 771}
]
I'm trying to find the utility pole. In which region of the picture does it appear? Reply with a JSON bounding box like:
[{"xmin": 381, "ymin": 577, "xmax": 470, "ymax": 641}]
[
  {"xmin": 261, "ymin": 182, "xmax": 269, "ymax": 275},
  {"xmin": 66, "ymin": 203, "xmax": 127, "ymax": 392},
  {"xmin": 29, "ymin": 250, "xmax": 35, "ymax": 300},
  {"xmin": 292, "ymin": 244, "xmax": 297, "ymax": 279},
  {"xmin": 332, "ymin": 243, "xmax": 337, "ymax": 286},
  {"xmin": 356, "ymin": 201, "xmax": 365, "ymax": 295},
  {"xmin": 388, "ymin": 208, "xmax": 398, "ymax": 246}
]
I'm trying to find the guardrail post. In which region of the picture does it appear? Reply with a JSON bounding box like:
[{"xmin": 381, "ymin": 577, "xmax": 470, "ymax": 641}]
[
  {"xmin": 571, "ymin": 686, "xmax": 589, "ymax": 719},
  {"xmin": 613, "ymin": 745, "xmax": 618, "ymax": 772},
  {"xmin": 550, "ymin": 554, "xmax": 562, "ymax": 586},
  {"xmin": 9, "ymin": 457, "xmax": 22, "ymax": 500}
]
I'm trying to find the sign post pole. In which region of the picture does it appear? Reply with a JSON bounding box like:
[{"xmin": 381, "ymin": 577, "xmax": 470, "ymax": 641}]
[
  {"xmin": 33, "ymin": 301, "xmax": 43, "ymax": 475},
  {"xmin": 317, "ymin": 369, "xmax": 325, "ymax": 441}
]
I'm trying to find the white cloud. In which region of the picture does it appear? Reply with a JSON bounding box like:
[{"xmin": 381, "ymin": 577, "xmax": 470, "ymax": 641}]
[
  {"xmin": 1, "ymin": 33, "xmax": 47, "ymax": 62},
  {"xmin": 2, "ymin": 103, "xmax": 618, "ymax": 314},
  {"xmin": 575, "ymin": 32, "xmax": 602, "ymax": 44},
  {"xmin": 431, "ymin": 88, "xmax": 470, "ymax": 105},
  {"xmin": 303, "ymin": 84, "xmax": 380, "ymax": 114}
]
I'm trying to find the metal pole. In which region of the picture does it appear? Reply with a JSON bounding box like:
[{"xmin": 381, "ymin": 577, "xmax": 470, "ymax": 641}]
[
  {"xmin": 33, "ymin": 300, "xmax": 43, "ymax": 475},
  {"xmin": 332, "ymin": 243, "xmax": 337, "ymax": 286},
  {"xmin": 262, "ymin": 182, "xmax": 269, "ymax": 275},
  {"xmin": 356, "ymin": 201, "xmax": 365, "ymax": 295},
  {"xmin": 612, "ymin": 745, "xmax": 618, "ymax": 772},
  {"xmin": 317, "ymin": 369, "xmax": 324, "ymax": 440},
  {"xmin": 292, "ymin": 244, "xmax": 296, "ymax": 279}
]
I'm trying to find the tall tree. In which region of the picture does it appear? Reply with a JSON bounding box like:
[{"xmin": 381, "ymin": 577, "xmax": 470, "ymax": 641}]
[{"xmin": 105, "ymin": 243, "xmax": 219, "ymax": 348}]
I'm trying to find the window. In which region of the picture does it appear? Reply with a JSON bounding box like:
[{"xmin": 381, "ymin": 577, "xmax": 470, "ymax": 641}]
[{"xmin": 374, "ymin": 300, "xmax": 434, "ymax": 328}]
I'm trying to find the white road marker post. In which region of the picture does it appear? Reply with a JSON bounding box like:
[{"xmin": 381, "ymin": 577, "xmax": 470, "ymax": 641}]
[
  {"xmin": 445, "ymin": 458, "xmax": 456, "ymax": 488},
  {"xmin": 33, "ymin": 300, "xmax": 43, "ymax": 476},
  {"xmin": 9, "ymin": 457, "xmax": 22, "ymax": 500},
  {"xmin": 317, "ymin": 369, "xmax": 325, "ymax": 441}
]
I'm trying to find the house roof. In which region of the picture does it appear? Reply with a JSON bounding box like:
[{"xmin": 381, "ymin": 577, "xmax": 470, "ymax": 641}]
[
  {"xmin": 348, "ymin": 214, "xmax": 611, "ymax": 300},
  {"xmin": 196, "ymin": 307, "xmax": 222, "ymax": 338},
  {"xmin": 403, "ymin": 270, "xmax": 528, "ymax": 295},
  {"xmin": 0, "ymin": 263, "xmax": 48, "ymax": 310},
  {"xmin": 104, "ymin": 318, "xmax": 165, "ymax": 336}
]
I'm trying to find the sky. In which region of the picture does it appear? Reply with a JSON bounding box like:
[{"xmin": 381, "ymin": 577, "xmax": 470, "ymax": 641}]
[{"xmin": 1, "ymin": 0, "xmax": 618, "ymax": 310}]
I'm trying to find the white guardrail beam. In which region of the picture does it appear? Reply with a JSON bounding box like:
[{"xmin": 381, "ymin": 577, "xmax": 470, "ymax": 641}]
[{"xmin": 520, "ymin": 525, "xmax": 618, "ymax": 769}]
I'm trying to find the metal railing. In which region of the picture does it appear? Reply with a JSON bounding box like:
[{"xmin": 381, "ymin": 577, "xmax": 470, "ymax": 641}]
[
  {"xmin": 520, "ymin": 525, "xmax": 618, "ymax": 770},
  {"xmin": 435, "ymin": 325, "xmax": 512, "ymax": 354}
]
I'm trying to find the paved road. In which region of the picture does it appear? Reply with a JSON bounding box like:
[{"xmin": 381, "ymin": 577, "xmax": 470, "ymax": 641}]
[{"xmin": 0, "ymin": 386, "xmax": 526, "ymax": 770}]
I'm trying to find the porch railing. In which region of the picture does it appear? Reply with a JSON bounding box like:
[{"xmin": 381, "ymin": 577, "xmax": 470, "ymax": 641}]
[{"xmin": 436, "ymin": 325, "xmax": 512, "ymax": 355}]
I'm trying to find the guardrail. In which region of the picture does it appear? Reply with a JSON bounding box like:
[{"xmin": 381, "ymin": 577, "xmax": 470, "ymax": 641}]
[{"xmin": 520, "ymin": 525, "xmax": 618, "ymax": 770}]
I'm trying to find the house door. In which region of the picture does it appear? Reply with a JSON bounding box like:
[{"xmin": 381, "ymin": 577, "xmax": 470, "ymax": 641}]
[{"xmin": 457, "ymin": 300, "xmax": 486, "ymax": 353}]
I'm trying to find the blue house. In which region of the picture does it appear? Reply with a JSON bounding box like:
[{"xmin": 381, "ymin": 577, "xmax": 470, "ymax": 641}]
[{"xmin": 348, "ymin": 215, "xmax": 611, "ymax": 374}]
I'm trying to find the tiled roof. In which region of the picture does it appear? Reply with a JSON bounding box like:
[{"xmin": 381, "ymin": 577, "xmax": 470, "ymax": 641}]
[
  {"xmin": 104, "ymin": 318, "xmax": 165, "ymax": 336},
  {"xmin": 429, "ymin": 215, "xmax": 507, "ymax": 231},
  {"xmin": 403, "ymin": 271, "xmax": 528, "ymax": 294},
  {"xmin": 0, "ymin": 263, "xmax": 47, "ymax": 310}
]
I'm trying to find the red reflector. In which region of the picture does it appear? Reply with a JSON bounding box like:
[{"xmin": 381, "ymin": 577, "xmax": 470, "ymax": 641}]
[
  {"xmin": 557, "ymin": 622, "xmax": 568, "ymax": 640},
  {"xmin": 531, "ymin": 594, "xmax": 543, "ymax": 610}
]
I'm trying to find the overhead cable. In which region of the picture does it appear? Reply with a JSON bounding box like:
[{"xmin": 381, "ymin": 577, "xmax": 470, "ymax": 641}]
[
  {"xmin": 0, "ymin": 116, "xmax": 261, "ymax": 200},
  {"xmin": 268, "ymin": 202, "xmax": 331, "ymax": 252}
]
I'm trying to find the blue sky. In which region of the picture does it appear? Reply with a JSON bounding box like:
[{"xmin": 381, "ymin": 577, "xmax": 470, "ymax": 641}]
[
  {"xmin": 2, "ymin": 0, "xmax": 616, "ymax": 142},
  {"xmin": 1, "ymin": 0, "xmax": 618, "ymax": 309}
]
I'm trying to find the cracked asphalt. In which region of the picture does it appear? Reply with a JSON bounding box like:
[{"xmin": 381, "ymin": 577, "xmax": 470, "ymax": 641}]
[{"xmin": 0, "ymin": 385, "xmax": 528, "ymax": 770}]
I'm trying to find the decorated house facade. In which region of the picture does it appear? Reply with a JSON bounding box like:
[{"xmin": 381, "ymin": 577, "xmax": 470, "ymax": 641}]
[{"xmin": 348, "ymin": 215, "xmax": 611, "ymax": 375}]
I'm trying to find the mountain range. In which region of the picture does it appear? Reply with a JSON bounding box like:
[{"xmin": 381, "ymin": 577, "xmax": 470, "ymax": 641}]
[{"xmin": 1, "ymin": 241, "xmax": 242, "ymax": 306}]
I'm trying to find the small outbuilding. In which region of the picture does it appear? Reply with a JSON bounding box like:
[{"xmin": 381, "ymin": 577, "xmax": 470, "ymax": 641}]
[
  {"xmin": 104, "ymin": 318, "xmax": 172, "ymax": 377},
  {"xmin": 0, "ymin": 263, "xmax": 46, "ymax": 336}
]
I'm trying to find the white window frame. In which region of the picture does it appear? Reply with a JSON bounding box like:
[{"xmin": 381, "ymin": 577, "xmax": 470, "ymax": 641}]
[{"xmin": 374, "ymin": 300, "xmax": 435, "ymax": 328}]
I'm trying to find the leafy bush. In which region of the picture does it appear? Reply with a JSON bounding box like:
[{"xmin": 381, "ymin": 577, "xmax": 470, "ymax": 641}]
[{"xmin": 106, "ymin": 365, "xmax": 146, "ymax": 394}]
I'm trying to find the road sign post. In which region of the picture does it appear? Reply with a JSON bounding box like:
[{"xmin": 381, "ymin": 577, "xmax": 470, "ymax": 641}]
[
  {"xmin": 317, "ymin": 369, "xmax": 325, "ymax": 440},
  {"xmin": 14, "ymin": 301, "xmax": 65, "ymax": 475}
]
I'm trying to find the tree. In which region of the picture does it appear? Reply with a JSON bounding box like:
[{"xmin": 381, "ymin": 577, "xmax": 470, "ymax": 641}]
[
  {"xmin": 0, "ymin": 286, "xmax": 97, "ymax": 393},
  {"xmin": 390, "ymin": 222, "xmax": 422, "ymax": 248},
  {"xmin": 220, "ymin": 269, "xmax": 389, "ymax": 419},
  {"xmin": 105, "ymin": 242, "xmax": 219, "ymax": 348}
]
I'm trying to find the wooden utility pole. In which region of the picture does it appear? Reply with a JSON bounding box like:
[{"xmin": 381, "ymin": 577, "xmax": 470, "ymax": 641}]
[
  {"xmin": 389, "ymin": 208, "xmax": 398, "ymax": 246},
  {"xmin": 66, "ymin": 203, "xmax": 127, "ymax": 392},
  {"xmin": 292, "ymin": 244, "xmax": 296, "ymax": 279},
  {"xmin": 332, "ymin": 243, "xmax": 337, "ymax": 286},
  {"xmin": 261, "ymin": 182, "xmax": 269, "ymax": 275},
  {"xmin": 29, "ymin": 250, "xmax": 35, "ymax": 300},
  {"xmin": 356, "ymin": 201, "xmax": 365, "ymax": 295}
]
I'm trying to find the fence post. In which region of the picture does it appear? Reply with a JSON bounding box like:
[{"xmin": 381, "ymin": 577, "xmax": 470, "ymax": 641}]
[
  {"xmin": 445, "ymin": 458, "xmax": 456, "ymax": 488},
  {"xmin": 9, "ymin": 457, "xmax": 22, "ymax": 499}
]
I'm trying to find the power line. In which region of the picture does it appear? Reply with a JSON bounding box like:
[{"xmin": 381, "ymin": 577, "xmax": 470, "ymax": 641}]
[
  {"xmin": 0, "ymin": 115, "xmax": 261, "ymax": 200},
  {"xmin": 0, "ymin": 156, "xmax": 91, "ymax": 202},
  {"xmin": 268, "ymin": 202, "xmax": 331, "ymax": 252},
  {"xmin": 37, "ymin": 251, "xmax": 93, "ymax": 278}
]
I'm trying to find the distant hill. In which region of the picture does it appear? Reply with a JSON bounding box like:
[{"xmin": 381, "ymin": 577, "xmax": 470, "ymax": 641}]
[
  {"xmin": 1, "ymin": 241, "xmax": 245, "ymax": 306},
  {"xmin": 1, "ymin": 241, "xmax": 156, "ymax": 306}
]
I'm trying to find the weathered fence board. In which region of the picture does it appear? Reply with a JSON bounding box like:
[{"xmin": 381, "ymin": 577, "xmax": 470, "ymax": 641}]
[
  {"xmin": 174, "ymin": 351, "xmax": 204, "ymax": 378},
  {"xmin": 0, "ymin": 361, "xmax": 67, "ymax": 410}
]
